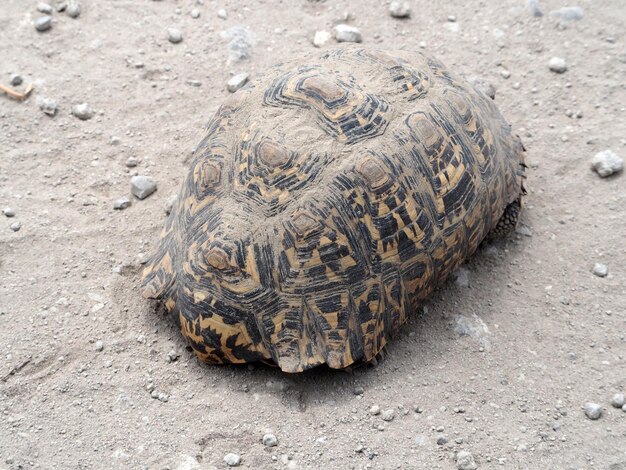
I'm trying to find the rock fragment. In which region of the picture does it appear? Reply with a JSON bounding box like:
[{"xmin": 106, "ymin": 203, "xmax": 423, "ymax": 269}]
[
  {"xmin": 313, "ymin": 30, "xmax": 331, "ymax": 48},
  {"xmin": 611, "ymin": 393, "xmax": 625, "ymax": 408},
  {"xmin": 227, "ymin": 73, "xmax": 249, "ymax": 93},
  {"xmin": 66, "ymin": 1, "xmax": 81, "ymax": 18},
  {"xmin": 583, "ymin": 402, "xmax": 602, "ymax": 420},
  {"xmin": 334, "ymin": 24, "xmax": 362, "ymax": 43},
  {"xmin": 389, "ymin": 2, "xmax": 411, "ymax": 18},
  {"xmin": 456, "ymin": 450, "xmax": 477, "ymax": 470},
  {"xmin": 130, "ymin": 176, "xmax": 157, "ymax": 200},
  {"xmin": 262, "ymin": 433, "xmax": 278, "ymax": 447},
  {"xmin": 113, "ymin": 197, "xmax": 131, "ymax": 210},
  {"xmin": 34, "ymin": 16, "xmax": 52, "ymax": 32},
  {"xmin": 591, "ymin": 150, "xmax": 623, "ymax": 177},
  {"xmin": 38, "ymin": 97, "xmax": 58, "ymax": 116},
  {"xmin": 223, "ymin": 453, "xmax": 241, "ymax": 467},
  {"xmin": 548, "ymin": 57, "xmax": 567, "ymax": 73},
  {"xmin": 592, "ymin": 263, "xmax": 608, "ymax": 278},
  {"xmin": 167, "ymin": 27, "xmax": 183, "ymax": 44},
  {"xmin": 71, "ymin": 103, "xmax": 94, "ymax": 120},
  {"xmin": 3, "ymin": 208, "xmax": 15, "ymax": 217}
]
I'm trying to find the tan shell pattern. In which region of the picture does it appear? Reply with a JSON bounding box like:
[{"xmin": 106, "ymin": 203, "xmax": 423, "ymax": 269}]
[{"xmin": 141, "ymin": 47, "xmax": 525, "ymax": 373}]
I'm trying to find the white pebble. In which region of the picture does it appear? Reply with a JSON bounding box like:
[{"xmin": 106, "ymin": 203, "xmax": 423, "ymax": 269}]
[
  {"xmin": 583, "ymin": 402, "xmax": 602, "ymax": 420},
  {"xmin": 223, "ymin": 453, "xmax": 241, "ymax": 467},
  {"xmin": 591, "ymin": 150, "xmax": 623, "ymax": 178},
  {"xmin": 168, "ymin": 27, "xmax": 183, "ymax": 44},
  {"xmin": 262, "ymin": 433, "xmax": 278, "ymax": 447},
  {"xmin": 611, "ymin": 393, "xmax": 625, "ymax": 408},
  {"xmin": 389, "ymin": 1, "xmax": 411, "ymax": 18},
  {"xmin": 71, "ymin": 103, "xmax": 94, "ymax": 120},
  {"xmin": 227, "ymin": 73, "xmax": 249, "ymax": 93},
  {"xmin": 217, "ymin": 8, "xmax": 227, "ymax": 19},
  {"xmin": 548, "ymin": 57, "xmax": 567, "ymax": 73},
  {"xmin": 334, "ymin": 24, "xmax": 362, "ymax": 43},
  {"xmin": 313, "ymin": 30, "xmax": 331, "ymax": 48},
  {"xmin": 592, "ymin": 263, "xmax": 608, "ymax": 278}
]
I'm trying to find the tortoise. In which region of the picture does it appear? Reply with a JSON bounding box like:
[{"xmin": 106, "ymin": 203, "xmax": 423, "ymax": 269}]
[{"xmin": 141, "ymin": 47, "xmax": 525, "ymax": 373}]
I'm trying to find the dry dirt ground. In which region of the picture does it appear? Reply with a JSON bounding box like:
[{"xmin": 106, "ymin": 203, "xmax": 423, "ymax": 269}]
[{"xmin": 1, "ymin": 0, "xmax": 625, "ymax": 469}]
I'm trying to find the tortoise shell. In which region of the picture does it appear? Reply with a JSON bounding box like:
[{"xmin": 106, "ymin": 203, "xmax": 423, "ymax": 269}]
[{"xmin": 141, "ymin": 47, "xmax": 525, "ymax": 372}]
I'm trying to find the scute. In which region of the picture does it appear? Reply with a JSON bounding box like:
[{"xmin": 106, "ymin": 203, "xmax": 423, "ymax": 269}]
[{"xmin": 141, "ymin": 46, "xmax": 526, "ymax": 372}]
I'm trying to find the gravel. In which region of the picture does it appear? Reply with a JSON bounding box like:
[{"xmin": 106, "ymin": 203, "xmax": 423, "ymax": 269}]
[
  {"xmin": 10, "ymin": 222, "xmax": 21, "ymax": 232},
  {"xmin": 583, "ymin": 402, "xmax": 602, "ymax": 420},
  {"xmin": 227, "ymin": 73, "xmax": 249, "ymax": 93},
  {"xmin": 334, "ymin": 24, "xmax": 362, "ymax": 43},
  {"xmin": 456, "ymin": 450, "xmax": 477, "ymax": 470},
  {"xmin": 10, "ymin": 74, "xmax": 23, "ymax": 86},
  {"xmin": 38, "ymin": 97, "xmax": 58, "ymax": 116},
  {"xmin": 224, "ymin": 453, "xmax": 241, "ymax": 467},
  {"xmin": 130, "ymin": 176, "xmax": 157, "ymax": 200},
  {"xmin": 369, "ymin": 405, "xmax": 381, "ymax": 415},
  {"xmin": 611, "ymin": 393, "xmax": 625, "ymax": 408},
  {"xmin": 125, "ymin": 157, "xmax": 138, "ymax": 168},
  {"xmin": 389, "ymin": 1, "xmax": 411, "ymax": 18},
  {"xmin": 34, "ymin": 16, "xmax": 52, "ymax": 32},
  {"xmin": 592, "ymin": 263, "xmax": 608, "ymax": 278},
  {"xmin": 37, "ymin": 3, "xmax": 53, "ymax": 13},
  {"xmin": 95, "ymin": 340, "xmax": 104, "ymax": 352},
  {"xmin": 113, "ymin": 197, "xmax": 131, "ymax": 210},
  {"xmin": 313, "ymin": 30, "xmax": 331, "ymax": 48},
  {"xmin": 71, "ymin": 103, "xmax": 94, "ymax": 120},
  {"xmin": 381, "ymin": 409, "xmax": 395, "ymax": 421},
  {"xmin": 3, "ymin": 208, "xmax": 15, "ymax": 217},
  {"xmin": 190, "ymin": 8, "xmax": 200, "ymax": 19},
  {"xmin": 66, "ymin": 1, "xmax": 81, "ymax": 18},
  {"xmin": 167, "ymin": 28, "xmax": 183, "ymax": 44},
  {"xmin": 548, "ymin": 57, "xmax": 567, "ymax": 73},
  {"xmin": 436, "ymin": 436, "xmax": 449, "ymax": 445},
  {"xmin": 550, "ymin": 6, "xmax": 584, "ymax": 20},
  {"xmin": 591, "ymin": 150, "xmax": 623, "ymax": 177},
  {"xmin": 262, "ymin": 433, "xmax": 278, "ymax": 447}
]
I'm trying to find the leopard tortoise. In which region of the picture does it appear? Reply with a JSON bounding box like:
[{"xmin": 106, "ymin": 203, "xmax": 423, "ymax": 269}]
[{"xmin": 141, "ymin": 47, "xmax": 525, "ymax": 373}]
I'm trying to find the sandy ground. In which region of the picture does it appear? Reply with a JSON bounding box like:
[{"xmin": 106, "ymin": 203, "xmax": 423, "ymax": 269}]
[{"xmin": 1, "ymin": 0, "xmax": 625, "ymax": 469}]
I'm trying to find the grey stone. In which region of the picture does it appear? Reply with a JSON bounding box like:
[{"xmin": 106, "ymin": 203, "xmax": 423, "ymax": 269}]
[
  {"xmin": 456, "ymin": 450, "xmax": 477, "ymax": 470},
  {"xmin": 227, "ymin": 73, "xmax": 249, "ymax": 93},
  {"xmin": 611, "ymin": 393, "xmax": 625, "ymax": 408},
  {"xmin": 113, "ymin": 197, "xmax": 131, "ymax": 210},
  {"xmin": 353, "ymin": 385, "xmax": 364, "ymax": 395},
  {"xmin": 548, "ymin": 57, "xmax": 567, "ymax": 73},
  {"xmin": 527, "ymin": 0, "xmax": 543, "ymax": 17},
  {"xmin": 381, "ymin": 409, "xmax": 395, "ymax": 421},
  {"xmin": 436, "ymin": 435, "xmax": 448, "ymax": 445},
  {"xmin": 158, "ymin": 392, "xmax": 169, "ymax": 402},
  {"xmin": 38, "ymin": 97, "xmax": 58, "ymax": 116},
  {"xmin": 313, "ymin": 30, "xmax": 331, "ymax": 48},
  {"xmin": 66, "ymin": 1, "xmax": 81, "ymax": 18},
  {"xmin": 389, "ymin": 2, "xmax": 411, "ymax": 18},
  {"xmin": 37, "ymin": 2, "xmax": 53, "ymax": 13},
  {"xmin": 167, "ymin": 350, "xmax": 179, "ymax": 363},
  {"xmin": 125, "ymin": 157, "xmax": 138, "ymax": 168},
  {"xmin": 262, "ymin": 433, "xmax": 278, "ymax": 447},
  {"xmin": 71, "ymin": 103, "xmax": 94, "ymax": 120},
  {"xmin": 550, "ymin": 6, "xmax": 584, "ymax": 20},
  {"xmin": 583, "ymin": 402, "xmax": 602, "ymax": 420},
  {"xmin": 592, "ymin": 263, "xmax": 608, "ymax": 278},
  {"xmin": 165, "ymin": 194, "xmax": 178, "ymax": 215},
  {"xmin": 167, "ymin": 28, "xmax": 183, "ymax": 44},
  {"xmin": 10, "ymin": 74, "xmax": 23, "ymax": 86},
  {"xmin": 9, "ymin": 221, "xmax": 21, "ymax": 232},
  {"xmin": 224, "ymin": 453, "xmax": 241, "ymax": 467},
  {"xmin": 95, "ymin": 340, "xmax": 104, "ymax": 352},
  {"xmin": 334, "ymin": 24, "xmax": 362, "ymax": 43},
  {"xmin": 3, "ymin": 208, "xmax": 15, "ymax": 218},
  {"xmin": 131, "ymin": 175, "xmax": 157, "ymax": 200},
  {"xmin": 591, "ymin": 150, "xmax": 623, "ymax": 177},
  {"xmin": 34, "ymin": 16, "xmax": 52, "ymax": 31},
  {"xmin": 110, "ymin": 136, "xmax": 121, "ymax": 146},
  {"xmin": 369, "ymin": 405, "xmax": 381, "ymax": 415}
]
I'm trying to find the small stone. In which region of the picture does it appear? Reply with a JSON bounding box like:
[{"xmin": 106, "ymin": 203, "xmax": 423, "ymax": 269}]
[
  {"xmin": 37, "ymin": 2, "xmax": 53, "ymax": 13},
  {"xmin": 3, "ymin": 208, "xmax": 15, "ymax": 218},
  {"xmin": 527, "ymin": 0, "xmax": 543, "ymax": 17},
  {"xmin": 66, "ymin": 1, "xmax": 81, "ymax": 18},
  {"xmin": 186, "ymin": 79, "xmax": 202, "ymax": 87},
  {"xmin": 34, "ymin": 16, "xmax": 52, "ymax": 32},
  {"xmin": 167, "ymin": 350, "xmax": 179, "ymax": 362},
  {"xmin": 167, "ymin": 28, "xmax": 183, "ymax": 44},
  {"xmin": 611, "ymin": 393, "xmax": 625, "ymax": 408},
  {"xmin": 130, "ymin": 175, "xmax": 157, "ymax": 200},
  {"xmin": 447, "ymin": 15, "xmax": 457, "ymax": 22},
  {"xmin": 313, "ymin": 30, "xmax": 331, "ymax": 48},
  {"xmin": 591, "ymin": 150, "xmax": 623, "ymax": 177},
  {"xmin": 95, "ymin": 340, "xmax": 104, "ymax": 352},
  {"xmin": 389, "ymin": 1, "xmax": 411, "ymax": 18},
  {"xmin": 500, "ymin": 69, "xmax": 511, "ymax": 79},
  {"xmin": 436, "ymin": 436, "xmax": 448, "ymax": 445},
  {"xmin": 550, "ymin": 6, "xmax": 584, "ymax": 20},
  {"xmin": 334, "ymin": 24, "xmax": 362, "ymax": 43},
  {"xmin": 190, "ymin": 8, "xmax": 200, "ymax": 18},
  {"xmin": 548, "ymin": 57, "xmax": 567, "ymax": 73},
  {"xmin": 369, "ymin": 405, "xmax": 381, "ymax": 415},
  {"xmin": 223, "ymin": 453, "xmax": 241, "ymax": 467},
  {"xmin": 110, "ymin": 136, "xmax": 121, "ymax": 146},
  {"xmin": 592, "ymin": 263, "xmax": 608, "ymax": 278},
  {"xmin": 381, "ymin": 409, "xmax": 395, "ymax": 421},
  {"xmin": 158, "ymin": 392, "xmax": 169, "ymax": 402},
  {"xmin": 262, "ymin": 433, "xmax": 278, "ymax": 447},
  {"xmin": 353, "ymin": 386, "xmax": 364, "ymax": 395},
  {"xmin": 456, "ymin": 450, "xmax": 477, "ymax": 470},
  {"xmin": 165, "ymin": 194, "xmax": 178, "ymax": 215},
  {"xmin": 9, "ymin": 222, "xmax": 21, "ymax": 232},
  {"xmin": 113, "ymin": 197, "xmax": 131, "ymax": 210},
  {"xmin": 10, "ymin": 75, "xmax": 23, "ymax": 86},
  {"xmin": 217, "ymin": 8, "xmax": 227, "ymax": 19},
  {"xmin": 71, "ymin": 103, "xmax": 94, "ymax": 120},
  {"xmin": 227, "ymin": 73, "xmax": 249, "ymax": 93},
  {"xmin": 125, "ymin": 157, "xmax": 138, "ymax": 168},
  {"xmin": 583, "ymin": 402, "xmax": 602, "ymax": 420}
]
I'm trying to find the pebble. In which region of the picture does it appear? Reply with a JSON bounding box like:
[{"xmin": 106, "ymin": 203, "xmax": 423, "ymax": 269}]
[
  {"xmin": 110, "ymin": 136, "xmax": 121, "ymax": 146},
  {"xmin": 583, "ymin": 402, "xmax": 602, "ymax": 420},
  {"xmin": 66, "ymin": 1, "xmax": 81, "ymax": 18},
  {"xmin": 591, "ymin": 150, "xmax": 623, "ymax": 177},
  {"xmin": 436, "ymin": 436, "xmax": 448, "ymax": 445},
  {"xmin": 167, "ymin": 28, "xmax": 183, "ymax": 44},
  {"xmin": 131, "ymin": 175, "xmax": 157, "ymax": 200},
  {"xmin": 353, "ymin": 386, "xmax": 364, "ymax": 395},
  {"xmin": 95, "ymin": 340, "xmax": 104, "ymax": 352},
  {"xmin": 527, "ymin": 0, "xmax": 543, "ymax": 17},
  {"xmin": 334, "ymin": 24, "xmax": 362, "ymax": 43},
  {"xmin": 262, "ymin": 433, "xmax": 278, "ymax": 447},
  {"xmin": 611, "ymin": 393, "xmax": 625, "ymax": 408},
  {"xmin": 158, "ymin": 392, "xmax": 169, "ymax": 402},
  {"xmin": 456, "ymin": 450, "xmax": 477, "ymax": 470},
  {"xmin": 217, "ymin": 8, "xmax": 227, "ymax": 20},
  {"xmin": 190, "ymin": 8, "xmax": 200, "ymax": 19},
  {"xmin": 165, "ymin": 194, "xmax": 178, "ymax": 215},
  {"xmin": 34, "ymin": 16, "xmax": 52, "ymax": 32},
  {"xmin": 10, "ymin": 222, "xmax": 21, "ymax": 232},
  {"xmin": 548, "ymin": 57, "xmax": 567, "ymax": 73},
  {"xmin": 389, "ymin": 1, "xmax": 411, "ymax": 18},
  {"xmin": 550, "ymin": 6, "xmax": 584, "ymax": 20},
  {"xmin": 370, "ymin": 405, "xmax": 381, "ymax": 416},
  {"xmin": 3, "ymin": 208, "xmax": 15, "ymax": 218},
  {"xmin": 313, "ymin": 30, "xmax": 331, "ymax": 48},
  {"xmin": 125, "ymin": 157, "xmax": 139, "ymax": 168},
  {"xmin": 381, "ymin": 409, "xmax": 395, "ymax": 421},
  {"xmin": 37, "ymin": 2, "xmax": 53, "ymax": 13},
  {"xmin": 10, "ymin": 74, "xmax": 23, "ymax": 86},
  {"xmin": 227, "ymin": 73, "xmax": 249, "ymax": 93},
  {"xmin": 166, "ymin": 350, "xmax": 179, "ymax": 363},
  {"xmin": 113, "ymin": 197, "xmax": 131, "ymax": 210},
  {"xmin": 71, "ymin": 103, "xmax": 94, "ymax": 120},
  {"xmin": 223, "ymin": 453, "xmax": 241, "ymax": 467},
  {"xmin": 500, "ymin": 69, "xmax": 511, "ymax": 79},
  {"xmin": 592, "ymin": 263, "xmax": 608, "ymax": 278}
]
